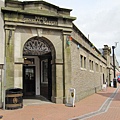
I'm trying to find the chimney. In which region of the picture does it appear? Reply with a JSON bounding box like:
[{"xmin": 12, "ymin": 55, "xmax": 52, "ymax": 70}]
[{"xmin": 103, "ymin": 45, "xmax": 111, "ymax": 59}]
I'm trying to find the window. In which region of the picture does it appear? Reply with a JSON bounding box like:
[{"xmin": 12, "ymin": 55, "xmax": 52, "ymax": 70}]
[
  {"xmin": 89, "ymin": 60, "xmax": 91, "ymax": 70},
  {"xmin": 95, "ymin": 63, "xmax": 99, "ymax": 72},
  {"xmin": 41, "ymin": 59, "xmax": 48, "ymax": 83},
  {"xmin": 80, "ymin": 55, "xmax": 86, "ymax": 69},
  {"xmin": 84, "ymin": 57, "xmax": 86, "ymax": 68},
  {"xmin": 91, "ymin": 61, "xmax": 93, "ymax": 70},
  {"xmin": 80, "ymin": 55, "xmax": 83, "ymax": 68},
  {"xmin": 89, "ymin": 60, "xmax": 94, "ymax": 70}
]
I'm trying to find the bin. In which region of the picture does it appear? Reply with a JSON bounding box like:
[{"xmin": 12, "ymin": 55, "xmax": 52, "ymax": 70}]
[
  {"xmin": 113, "ymin": 78, "xmax": 117, "ymax": 88},
  {"xmin": 5, "ymin": 88, "xmax": 23, "ymax": 110}
]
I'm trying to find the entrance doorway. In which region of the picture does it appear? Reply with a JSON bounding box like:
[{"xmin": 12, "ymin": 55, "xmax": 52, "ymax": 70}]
[
  {"xmin": 23, "ymin": 36, "xmax": 54, "ymax": 101},
  {"xmin": 23, "ymin": 66, "xmax": 35, "ymax": 96},
  {"xmin": 40, "ymin": 53, "xmax": 52, "ymax": 100}
]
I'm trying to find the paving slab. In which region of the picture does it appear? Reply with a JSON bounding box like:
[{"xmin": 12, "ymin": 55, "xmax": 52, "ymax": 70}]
[{"xmin": 0, "ymin": 86, "xmax": 118, "ymax": 120}]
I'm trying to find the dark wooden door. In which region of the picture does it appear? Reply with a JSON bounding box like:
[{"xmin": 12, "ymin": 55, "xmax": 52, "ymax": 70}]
[
  {"xmin": 40, "ymin": 53, "xmax": 52, "ymax": 100},
  {"xmin": 23, "ymin": 66, "xmax": 35, "ymax": 96}
]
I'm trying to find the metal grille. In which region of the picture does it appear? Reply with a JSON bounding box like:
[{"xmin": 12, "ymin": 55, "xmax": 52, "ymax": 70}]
[{"xmin": 23, "ymin": 38, "xmax": 51, "ymax": 55}]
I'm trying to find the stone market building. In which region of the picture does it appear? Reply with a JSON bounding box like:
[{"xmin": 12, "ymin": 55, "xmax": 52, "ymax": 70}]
[{"xmin": 0, "ymin": 0, "xmax": 119, "ymax": 107}]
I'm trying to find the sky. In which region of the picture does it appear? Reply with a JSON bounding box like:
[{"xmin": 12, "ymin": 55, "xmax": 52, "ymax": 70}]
[{"xmin": 20, "ymin": 0, "xmax": 120, "ymax": 64}]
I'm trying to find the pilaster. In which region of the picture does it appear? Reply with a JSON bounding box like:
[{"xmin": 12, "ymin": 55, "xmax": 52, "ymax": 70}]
[
  {"xmin": 5, "ymin": 25, "xmax": 16, "ymax": 89},
  {"xmin": 51, "ymin": 59, "xmax": 64, "ymax": 103},
  {"xmin": 63, "ymin": 33, "xmax": 72, "ymax": 103}
]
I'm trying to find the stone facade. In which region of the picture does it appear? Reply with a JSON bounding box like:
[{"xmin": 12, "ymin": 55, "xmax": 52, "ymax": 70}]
[
  {"xmin": 0, "ymin": 0, "xmax": 119, "ymax": 108},
  {"xmin": 0, "ymin": 0, "xmax": 4, "ymax": 65},
  {"xmin": 1, "ymin": 0, "xmax": 76, "ymax": 104},
  {"xmin": 70, "ymin": 25, "xmax": 108, "ymax": 101},
  {"xmin": 0, "ymin": 0, "xmax": 5, "ymax": 108}
]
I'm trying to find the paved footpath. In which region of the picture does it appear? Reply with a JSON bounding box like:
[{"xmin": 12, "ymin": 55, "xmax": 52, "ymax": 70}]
[{"xmin": 0, "ymin": 85, "xmax": 120, "ymax": 120}]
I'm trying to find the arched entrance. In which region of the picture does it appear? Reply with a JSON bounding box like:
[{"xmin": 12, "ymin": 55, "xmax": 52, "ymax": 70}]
[{"xmin": 23, "ymin": 36, "xmax": 55, "ymax": 101}]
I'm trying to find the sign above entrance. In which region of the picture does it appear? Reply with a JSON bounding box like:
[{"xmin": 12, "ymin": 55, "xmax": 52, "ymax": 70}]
[
  {"xmin": 24, "ymin": 58, "xmax": 34, "ymax": 65},
  {"xmin": 23, "ymin": 15, "xmax": 58, "ymax": 26}
]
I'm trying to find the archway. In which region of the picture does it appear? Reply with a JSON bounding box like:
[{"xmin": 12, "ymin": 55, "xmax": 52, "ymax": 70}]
[{"xmin": 23, "ymin": 36, "xmax": 55, "ymax": 101}]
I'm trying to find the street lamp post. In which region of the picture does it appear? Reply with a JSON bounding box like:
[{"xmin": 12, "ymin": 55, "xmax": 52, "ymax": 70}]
[{"xmin": 112, "ymin": 46, "xmax": 117, "ymax": 88}]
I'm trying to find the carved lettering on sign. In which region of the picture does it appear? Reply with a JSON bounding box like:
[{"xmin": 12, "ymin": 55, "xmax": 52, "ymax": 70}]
[{"xmin": 23, "ymin": 16, "xmax": 58, "ymax": 26}]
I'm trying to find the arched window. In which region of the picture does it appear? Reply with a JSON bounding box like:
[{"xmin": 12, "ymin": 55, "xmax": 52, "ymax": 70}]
[{"xmin": 23, "ymin": 37, "xmax": 51, "ymax": 55}]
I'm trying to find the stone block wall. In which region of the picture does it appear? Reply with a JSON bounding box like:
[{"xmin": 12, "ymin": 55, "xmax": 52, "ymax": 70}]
[
  {"xmin": 0, "ymin": 0, "xmax": 5, "ymax": 65},
  {"xmin": 70, "ymin": 26, "xmax": 107, "ymax": 102},
  {"xmin": 0, "ymin": 0, "xmax": 5, "ymax": 108}
]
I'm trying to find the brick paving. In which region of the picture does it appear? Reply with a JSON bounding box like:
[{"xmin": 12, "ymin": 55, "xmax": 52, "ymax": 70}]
[
  {"xmin": 0, "ymin": 85, "xmax": 119, "ymax": 120},
  {"xmin": 87, "ymin": 85, "xmax": 120, "ymax": 120}
]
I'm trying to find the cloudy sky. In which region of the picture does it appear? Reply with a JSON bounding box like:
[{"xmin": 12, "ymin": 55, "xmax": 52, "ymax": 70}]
[{"xmin": 20, "ymin": 0, "xmax": 120, "ymax": 64}]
